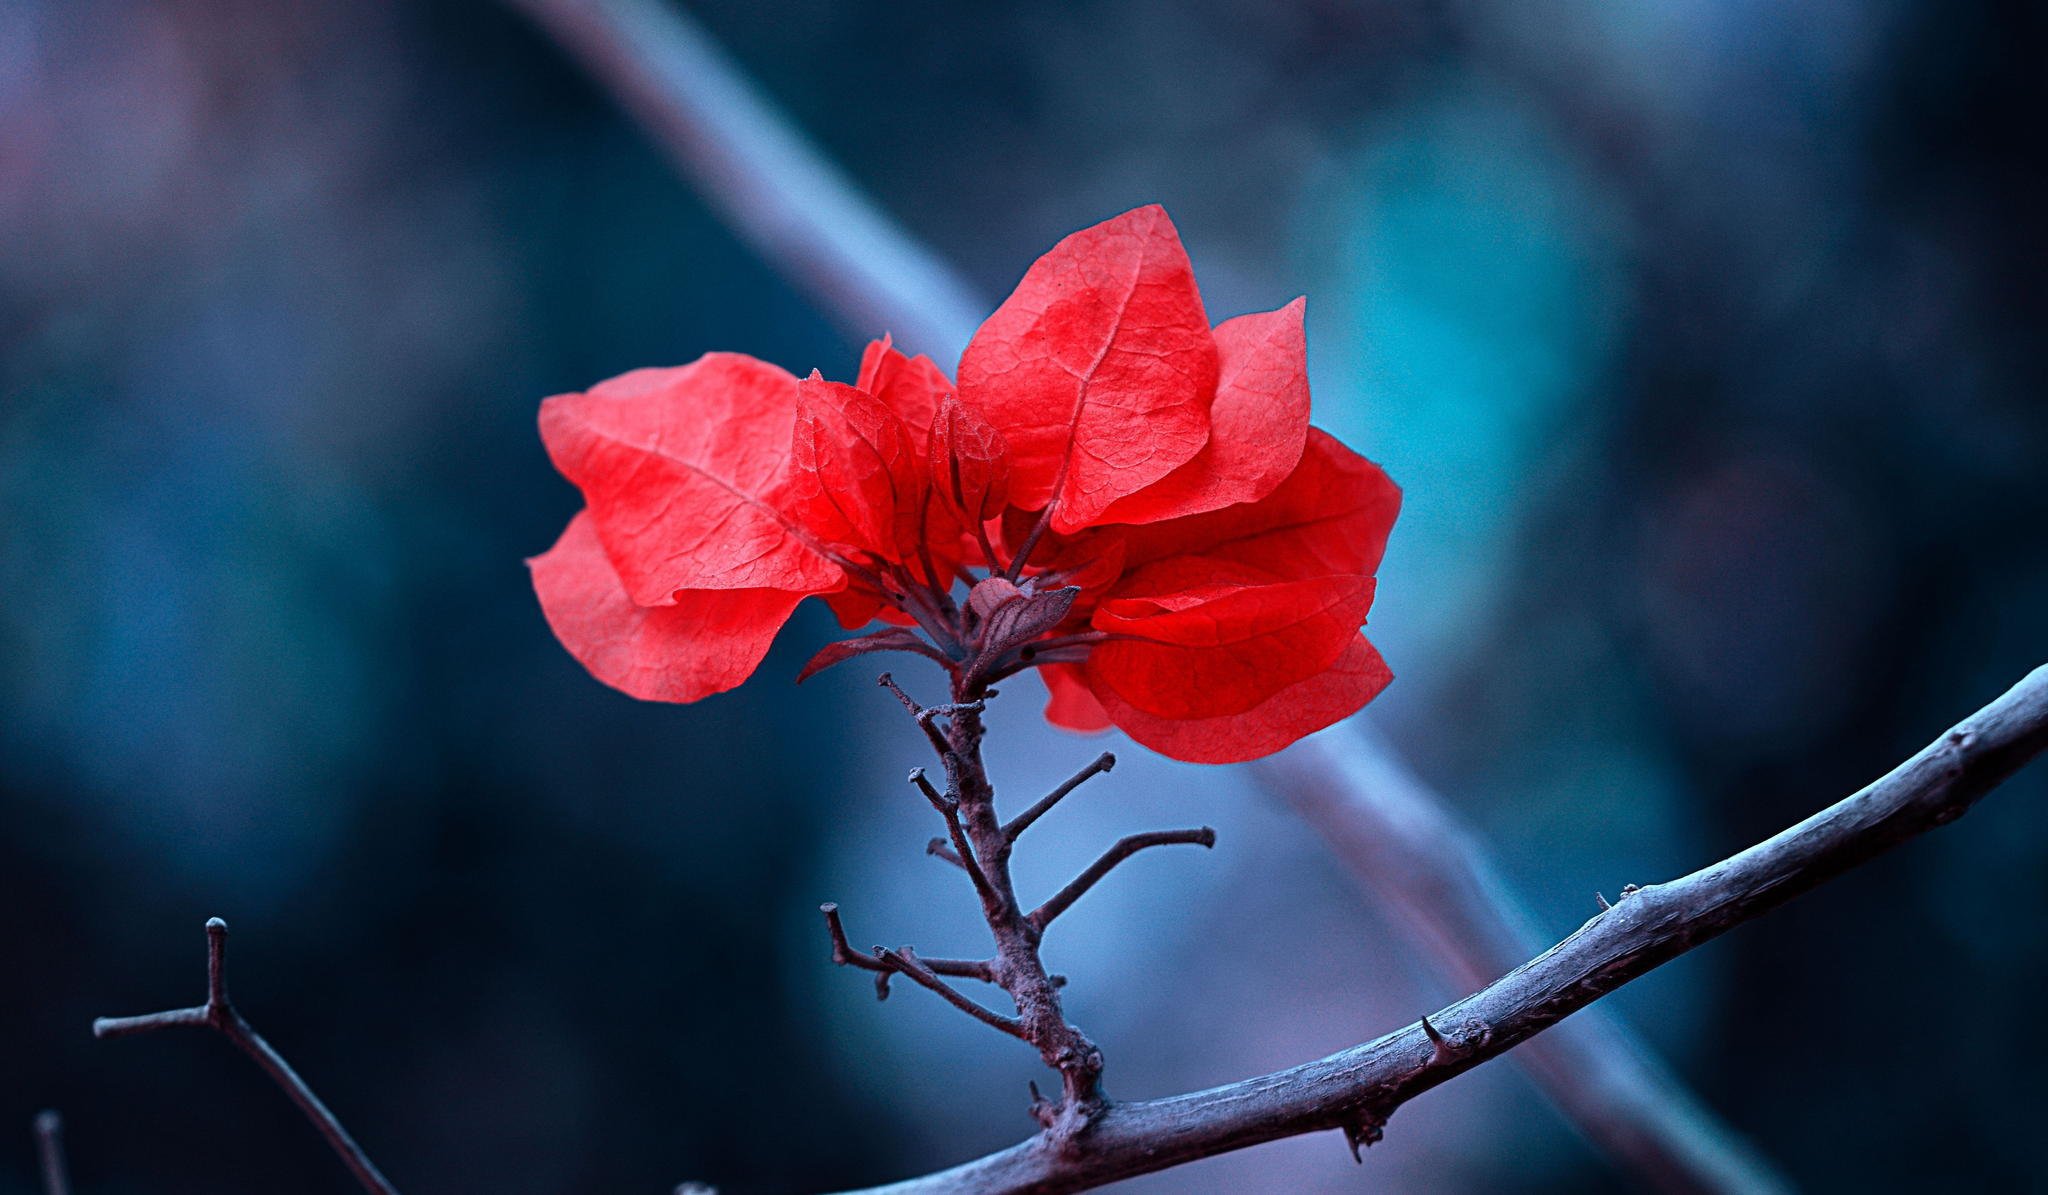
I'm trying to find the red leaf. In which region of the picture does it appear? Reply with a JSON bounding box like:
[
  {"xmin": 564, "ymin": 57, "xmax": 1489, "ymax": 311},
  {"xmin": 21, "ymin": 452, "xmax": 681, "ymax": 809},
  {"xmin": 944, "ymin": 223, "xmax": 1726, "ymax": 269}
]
[
  {"xmin": 857, "ymin": 334, "xmax": 954, "ymax": 451},
  {"xmin": 1119, "ymin": 428, "xmax": 1401, "ymax": 580},
  {"xmin": 791, "ymin": 374, "xmax": 920, "ymax": 561},
  {"xmin": 1042, "ymin": 664, "xmax": 1113, "ymax": 733},
  {"xmin": 958, "ymin": 205, "xmax": 1217, "ymax": 533},
  {"xmin": 1093, "ymin": 298, "xmax": 1312, "ymax": 524},
  {"xmin": 973, "ymin": 585, "xmax": 1079, "ymax": 669},
  {"xmin": 529, "ymin": 513, "xmax": 805, "ymax": 703},
  {"xmin": 928, "ymin": 395, "xmax": 1010, "ymax": 524},
  {"xmin": 796, "ymin": 627, "xmax": 949, "ymax": 683},
  {"xmin": 539, "ymin": 354, "xmax": 844, "ymax": 603},
  {"xmin": 1087, "ymin": 560, "xmax": 1376, "ymax": 719},
  {"xmin": 1089, "ymin": 635, "xmax": 1393, "ymax": 764}
]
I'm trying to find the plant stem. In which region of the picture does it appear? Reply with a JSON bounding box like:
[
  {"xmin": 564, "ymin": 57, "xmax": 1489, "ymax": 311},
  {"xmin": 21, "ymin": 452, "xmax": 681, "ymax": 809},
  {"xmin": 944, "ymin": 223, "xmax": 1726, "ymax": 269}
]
[{"xmin": 940, "ymin": 691, "xmax": 1106, "ymax": 1121}]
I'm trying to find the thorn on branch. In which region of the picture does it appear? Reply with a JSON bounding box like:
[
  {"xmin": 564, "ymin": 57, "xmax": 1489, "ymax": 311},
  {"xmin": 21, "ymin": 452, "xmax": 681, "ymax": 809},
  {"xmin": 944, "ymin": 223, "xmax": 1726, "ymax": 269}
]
[
  {"xmin": 1029, "ymin": 827, "xmax": 1218, "ymax": 931},
  {"xmin": 1421, "ymin": 1013, "xmax": 1454, "ymax": 1064},
  {"xmin": 92, "ymin": 918, "xmax": 400, "ymax": 1195},
  {"xmin": 1595, "ymin": 891, "xmax": 1612, "ymax": 911},
  {"xmin": 34, "ymin": 1110, "xmax": 70, "ymax": 1195},
  {"xmin": 1341, "ymin": 1110, "xmax": 1387, "ymax": 1162},
  {"xmin": 1003, "ymin": 751, "xmax": 1116, "ymax": 842}
]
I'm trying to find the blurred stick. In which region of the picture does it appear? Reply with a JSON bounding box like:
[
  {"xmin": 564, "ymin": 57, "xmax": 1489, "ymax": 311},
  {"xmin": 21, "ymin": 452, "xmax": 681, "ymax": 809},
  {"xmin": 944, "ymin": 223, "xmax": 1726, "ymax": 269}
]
[
  {"xmin": 34, "ymin": 1111, "xmax": 71, "ymax": 1195},
  {"xmin": 503, "ymin": 0, "xmax": 981, "ymax": 359},
  {"xmin": 506, "ymin": 1, "xmax": 1795, "ymax": 1189},
  {"xmin": 93, "ymin": 919, "xmax": 400, "ymax": 1195},
  {"xmin": 842, "ymin": 664, "xmax": 2048, "ymax": 1192}
]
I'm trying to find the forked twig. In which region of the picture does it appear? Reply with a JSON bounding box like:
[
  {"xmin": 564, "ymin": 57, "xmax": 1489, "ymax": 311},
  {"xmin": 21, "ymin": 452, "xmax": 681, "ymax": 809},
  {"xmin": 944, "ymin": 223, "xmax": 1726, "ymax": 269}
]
[{"xmin": 93, "ymin": 919, "xmax": 399, "ymax": 1195}]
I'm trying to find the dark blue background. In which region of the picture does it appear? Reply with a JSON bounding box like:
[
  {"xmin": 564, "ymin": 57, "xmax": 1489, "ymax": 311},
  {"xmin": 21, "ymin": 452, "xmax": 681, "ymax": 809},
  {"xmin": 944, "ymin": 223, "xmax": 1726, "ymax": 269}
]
[{"xmin": 4, "ymin": 1, "xmax": 2044, "ymax": 1190}]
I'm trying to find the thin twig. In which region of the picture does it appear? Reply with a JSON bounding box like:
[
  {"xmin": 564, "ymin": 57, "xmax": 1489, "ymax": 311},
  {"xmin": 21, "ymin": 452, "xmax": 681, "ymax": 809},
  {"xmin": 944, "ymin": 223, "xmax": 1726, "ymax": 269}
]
[
  {"xmin": 33, "ymin": 1111, "xmax": 70, "ymax": 1195},
  {"xmin": 833, "ymin": 664, "xmax": 2048, "ymax": 1193},
  {"xmin": 874, "ymin": 948, "xmax": 1026, "ymax": 1039},
  {"xmin": 909, "ymin": 767, "xmax": 994, "ymax": 904},
  {"xmin": 926, "ymin": 836, "xmax": 968, "ymax": 871},
  {"xmin": 1028, "ymin": 828, "xmax": 1216, "ymax": 932},
  {"xmin": 820, "ymin": 904, "xmax": 996, "ymax": 984},
  {"xmin": 92, "ymin": 919, "xmax": 400, "ymax": 1195},
  {"xmin": 505, "ymin": 1, "xmax": 1800, "ymax": 1184},
  {"xmin": 878, "ymin": 674, "xmax": 950, "ymax": 757},
  {"xmin": 1003, "ymin": 752, "xmax": 1115, "ymax": 843}
]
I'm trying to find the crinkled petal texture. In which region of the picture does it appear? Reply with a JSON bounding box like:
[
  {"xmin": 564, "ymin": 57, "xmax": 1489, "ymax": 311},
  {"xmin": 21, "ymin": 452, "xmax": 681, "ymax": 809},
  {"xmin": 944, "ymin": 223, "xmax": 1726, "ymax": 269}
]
[
  {"xmin": 791, "ymin": 375, "xmax": 919, "ymax": 561},
  {"xmin": 531, "ymin": 513, "xmax": 807, "ymax": 703},
  {"xmin": 1093, "ymin": 297, "xmax": 1311, "ymax": 525},
  {"xmin": 959, "ymin": 205, "xmax": 1218, "ymax": 532},
  {"xmin": 539, "ymin": 353, "xmax": 843, "ymax": 602},
  {"xmin": 1043, "ymin": 429, "xmax": 1402, "ymax": 762}
]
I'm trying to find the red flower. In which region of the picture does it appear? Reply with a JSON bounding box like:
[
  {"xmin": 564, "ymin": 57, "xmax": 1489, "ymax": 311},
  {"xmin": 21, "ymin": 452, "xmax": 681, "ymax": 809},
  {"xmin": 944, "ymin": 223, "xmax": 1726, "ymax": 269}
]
[{"xmin": 530, "ymin": 205, "xmax": 1400, "ymax": 762}]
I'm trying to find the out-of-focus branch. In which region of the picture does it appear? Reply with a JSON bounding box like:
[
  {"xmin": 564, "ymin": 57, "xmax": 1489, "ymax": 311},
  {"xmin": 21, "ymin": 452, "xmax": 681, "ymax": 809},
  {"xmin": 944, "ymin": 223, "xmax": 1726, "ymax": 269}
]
[
  {"xmin": 504, "ymin": 0, "xmax": 982, "ymax": 359},
  {"xmin": 1255, "ymin": 730, "xmax": 1792, "ymax": 1193},
  {"xmin": 93, "ymin": 919, "xmax": 400, "ymax": 1195},
  {"xmin": 504, "ymin": 2, "xmax": 1798, "ymax": 1188},
  {"xmin": 840, "ymin": 664, "xmax": 2048, "ymax": 1193},
  {"xmin": 34, "ymin": 1111, "xmax": 71, "ymax": 1195}
]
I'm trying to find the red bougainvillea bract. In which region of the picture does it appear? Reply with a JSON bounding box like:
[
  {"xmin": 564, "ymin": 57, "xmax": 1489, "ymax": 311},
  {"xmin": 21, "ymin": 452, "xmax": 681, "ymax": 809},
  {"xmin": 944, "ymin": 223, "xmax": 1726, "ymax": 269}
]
[{"xmin": 530, "ymin": 205, "xmax": 1400, "ymax": 763}]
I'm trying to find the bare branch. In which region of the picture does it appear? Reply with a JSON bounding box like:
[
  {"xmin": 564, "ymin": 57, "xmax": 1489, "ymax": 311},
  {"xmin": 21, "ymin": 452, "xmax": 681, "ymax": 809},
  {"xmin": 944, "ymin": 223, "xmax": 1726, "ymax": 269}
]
[
  {"xmin": 877, "ymin": 674, "xmax": 951, "ymax": 758},
  {"xmin": 33, "ymin": 1111, "xmax": 70, "ymax": 1195},
  {"xmin": 1257, "ymin": 726, "xmax": 1791, "ymax": 1193},
  {"xmin": 1003, "ymin": 752, "xmax": 1115, "ymax": 843},
  {"xmin": 909, "ymin": 767, "xmax": 995, "ymax": 905},
  {"xmin": 833, "ymin": 664, "xmax": 2048, "ymax": 1193},
  {"xmin": 92, "ymin": 919, "xmax": 400, "ymax": 1195},
  {"xmin": 820, "ymin": 904, "xmax": 994, "ymax": 984},
  {"xmin": 926, "ymin": 836, "xmax": 967, "ymax": 871},
  {"xmin": 874, "ymin": 948, "xmax": 1026, "ymax": 1040},
  {"xmin": 1028, "ymin": 828, "xmax": 1216, "ymax": 932}
]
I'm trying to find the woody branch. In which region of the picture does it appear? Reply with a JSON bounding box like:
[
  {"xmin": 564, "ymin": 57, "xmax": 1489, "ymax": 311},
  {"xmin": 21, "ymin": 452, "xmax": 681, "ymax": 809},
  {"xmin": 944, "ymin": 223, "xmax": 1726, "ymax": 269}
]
[
  {"xmin": 503, "ymin": 0, "xmax": 1788, "ymax": 1187},
  {"xmin": 825, "ymin": 674, "xmax": 1211, "ymax": 1127},
  {"xmin": 92, "ymin": 918, "xmax": 400, "ymax": 1195},
  {"xmin": 834, "ymin": 662, "xmax": 2048, "ymax": 1193}
]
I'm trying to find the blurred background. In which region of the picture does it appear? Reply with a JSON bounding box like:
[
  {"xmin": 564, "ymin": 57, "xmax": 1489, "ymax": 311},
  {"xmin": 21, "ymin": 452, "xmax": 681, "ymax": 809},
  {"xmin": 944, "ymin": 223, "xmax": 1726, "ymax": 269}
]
[{"xmin": 4, "ymin": 0, "xmax": 2045, "ymax": 1191}]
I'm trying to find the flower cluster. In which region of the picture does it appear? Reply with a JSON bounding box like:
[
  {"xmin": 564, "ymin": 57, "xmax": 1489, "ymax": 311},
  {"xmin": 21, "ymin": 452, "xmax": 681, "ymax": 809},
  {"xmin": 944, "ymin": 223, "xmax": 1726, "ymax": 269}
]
[{"xmin": 530, "ymin": 206, "xmax": 1400, "ymax": 762}]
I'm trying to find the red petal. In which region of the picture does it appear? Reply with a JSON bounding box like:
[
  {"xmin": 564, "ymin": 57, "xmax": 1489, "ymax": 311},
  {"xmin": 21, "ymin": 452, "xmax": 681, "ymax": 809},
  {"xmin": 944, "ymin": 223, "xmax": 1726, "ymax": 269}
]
[
  {"xmin": 858, "ymin": 334, "xmax": 954, "ymax": 452},
  {"xmin": 958, "ymin": 205, "xmax": 1217, "ymax": 533},
  {"xmin": 791, "ymin": 375, "xmax": 919, "ymax": 561},
  {"xmin": 1094, "ymin": 298, "xmax": 1311, "ymax": 524},
  {"xmin": 1088, "ymin": 635, "xmax": 1393, "ymax": 764},
  {"xmin": 530, "ymin": 512, "xmax": 805, "ymax": 703},
  {"xmin": 1120, "ymin": 428, "xmax": 1400, "ymax": 579},
  {"xmin": 928, "ymin": 395, "xmax": 1010, "ymax": 524},
  {"xmin": 539, "ymin": 354, "xmax": 843, "ymax": 603},
  {"xmin": 1042, "ymin": 664, "xmax": 1112, "ymax": 733},
  {"xmin": 1088, "ymin": 561, "xmax": 1377, "ymax": 719}
]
